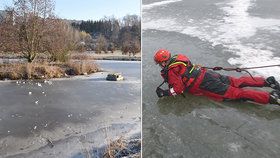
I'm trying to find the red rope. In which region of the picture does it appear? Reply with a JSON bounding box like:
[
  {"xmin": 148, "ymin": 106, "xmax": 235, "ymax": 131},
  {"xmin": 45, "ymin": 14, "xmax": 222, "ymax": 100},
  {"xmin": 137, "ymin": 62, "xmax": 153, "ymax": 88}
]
[
  {"xmin": 202, "ymin": 64, "xmax": 280, "ymax": 81},
  {"xmin": 203, "ymin": 64, "xmax": 280, "ymax": 71}
]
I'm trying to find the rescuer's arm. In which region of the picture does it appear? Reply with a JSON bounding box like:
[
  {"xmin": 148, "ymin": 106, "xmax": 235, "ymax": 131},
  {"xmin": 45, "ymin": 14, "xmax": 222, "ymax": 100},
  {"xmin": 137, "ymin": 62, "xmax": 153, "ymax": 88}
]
[
  {"xmin": 156, "ymin": 67, "xmax": 185, "ymax": 98},
  {"xmin": 167, "ymin": 67, "xmax": 185, "ymax": 96}
]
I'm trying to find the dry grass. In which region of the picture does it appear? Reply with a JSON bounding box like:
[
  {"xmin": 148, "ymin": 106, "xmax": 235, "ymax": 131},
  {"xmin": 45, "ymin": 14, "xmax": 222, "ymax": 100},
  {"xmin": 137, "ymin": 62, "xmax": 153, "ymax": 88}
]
[
  {"xmin": 26, "ymin": 63, "xmax": 65, "ymax": 79},
  {"xmin": 0, "ymin": 63, "xmax": 26, "ymax": 80},
  {"xmin": 0, "ymin": 63, "xmax": 64, "ymax": 80},
  {"xmin": 65, "ymin": 60, "xmax": 99, "ymax": 75},
  {"xmin": 104, "ymin": 136, "xmax": 127, "ymax": 158},
  {"xmin": 103, "ymin": 136, "xmax": 141, "ymax": 158},
  {"xmin": 0, "ymin": 61, "xmax": 100, "ymax": 80}
]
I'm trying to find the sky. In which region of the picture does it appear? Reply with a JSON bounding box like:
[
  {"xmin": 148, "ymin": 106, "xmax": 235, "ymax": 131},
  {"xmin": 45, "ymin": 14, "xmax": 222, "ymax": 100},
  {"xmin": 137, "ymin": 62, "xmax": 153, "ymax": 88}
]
[{"xmin": 0, "ymin": 0, "xmax": 141, "ymax": 20}]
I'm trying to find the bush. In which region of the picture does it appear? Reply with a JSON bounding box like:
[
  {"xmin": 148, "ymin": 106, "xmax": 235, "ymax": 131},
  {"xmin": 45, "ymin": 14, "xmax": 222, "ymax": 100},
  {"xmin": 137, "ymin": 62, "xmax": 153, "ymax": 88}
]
[
  {"xmin": 65, "ymin": 60, "xmax": 99, "ymax": 75},
  {"xmin": 25, "ymin": 63, "xmax": 64, "ymax": 79},
  {"xmin": 0, "ymin": 61, "xmax": 99, "ymax": 80},
  {"xmin": 0, "ymin": 64, "xmax": 26, "ymax": 80}
]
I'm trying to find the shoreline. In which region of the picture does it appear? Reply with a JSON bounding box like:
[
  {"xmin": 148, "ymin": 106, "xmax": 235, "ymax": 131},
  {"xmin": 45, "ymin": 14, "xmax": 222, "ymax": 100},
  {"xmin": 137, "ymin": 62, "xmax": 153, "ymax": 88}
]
[
  {"xmin": 0, "ymin": 53, "xmax": 141, "ymax": 81},
  {"xmin": 0, "ymin": 51, "xmax": 142, "ymax": 62},
  {"xmin": 0, "ymin": 56, "xmax": 141, "ymax": 61},
  {"xmin": 93, "ymin": 56, "xmax": 141, "ymax": 61},
  {"xmin": 0, "ymin": 60, "xmax": 140, "ymax": 83}
]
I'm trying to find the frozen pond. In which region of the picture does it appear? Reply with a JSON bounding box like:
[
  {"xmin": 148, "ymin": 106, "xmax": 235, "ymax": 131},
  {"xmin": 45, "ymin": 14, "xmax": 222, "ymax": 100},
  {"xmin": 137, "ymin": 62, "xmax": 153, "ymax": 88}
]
[{"xmin": 0, "ymin": 60, "xmax": 141, "ymax": 157}]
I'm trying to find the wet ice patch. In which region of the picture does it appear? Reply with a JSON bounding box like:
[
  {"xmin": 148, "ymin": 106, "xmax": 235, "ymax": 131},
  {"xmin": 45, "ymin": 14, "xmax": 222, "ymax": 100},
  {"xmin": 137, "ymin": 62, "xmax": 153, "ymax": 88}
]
[
  {"xmin": 143, "ymin": 18, "xmax": 183, "ymax": 31},
  {"xmin": 143, "ymin": 0, "xmax": 280, "ymax": 79},
  {"xmin": 143, "ymin": 0, "xmax": 182, "ymax": 10},
  {"xmin": 228, "ymin": 142, "xmax": 242, "ymax": 152}
]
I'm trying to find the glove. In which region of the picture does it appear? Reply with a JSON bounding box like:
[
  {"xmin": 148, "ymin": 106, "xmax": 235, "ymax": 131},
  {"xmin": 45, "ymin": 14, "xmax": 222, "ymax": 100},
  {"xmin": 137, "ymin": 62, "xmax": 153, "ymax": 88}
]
[{"xmin": 156, "ymin": 87, "xmax": 169, "ymax": 98}]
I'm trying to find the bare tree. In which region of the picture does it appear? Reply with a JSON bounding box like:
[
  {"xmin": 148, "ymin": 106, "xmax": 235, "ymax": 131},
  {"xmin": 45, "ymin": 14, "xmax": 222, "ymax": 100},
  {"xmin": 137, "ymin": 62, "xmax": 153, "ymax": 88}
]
[
  {"xmin": 110, "ymin": 17, "xmax": 120, "ymax": 45},
  {"xmin": 95, "ymin": 34, "xmax": 107, "ymax": 54},
  {"xmin": 12, "ymin": 0, "xmax": 55, "ymax": 62},
  {"xmin": 43, "ymin": 19, "xmax": 80, "ymax": 62},
  {"xmin": 121, "ymin": 41, "xmax": 130, "ymax": 55},
  {"xmin": 108, "ymin": 42, "xmax": 115, "ymax": 53},
  {"xmin": 121, "ymin": 14, "xmax": 140, "ymax": 27},
  {"xmin": 131, "ymin": 39, "xmax": 140, "ymax": 56},
  {"xmin": 81, "ymin": 31, "xmax": 94, "ymax": 51},
  {"xmin": 118, "ymin": 14, "xmax": 141, "ymax": 55},
  {"xmin": 0, "ymin": 9, "xmax": 19, "ymax": 53}
]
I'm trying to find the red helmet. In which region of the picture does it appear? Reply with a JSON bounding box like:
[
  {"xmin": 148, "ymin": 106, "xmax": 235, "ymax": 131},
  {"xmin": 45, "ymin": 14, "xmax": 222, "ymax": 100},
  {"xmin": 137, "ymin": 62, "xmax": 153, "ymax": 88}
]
[{"xmin": 154, "ymin": 49, "xmax": 171, "ymax": 64}]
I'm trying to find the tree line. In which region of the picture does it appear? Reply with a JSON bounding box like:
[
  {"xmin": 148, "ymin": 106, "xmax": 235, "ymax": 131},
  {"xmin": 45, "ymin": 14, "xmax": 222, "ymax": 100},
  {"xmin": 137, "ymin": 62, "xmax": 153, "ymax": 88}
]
[
  {"xmin": 0, "ymin": 0, "xmax": 141, "ymax": 63},
  {"xmin": 71, "ymin": 15, "xmax": 141, "ymax": 55}
]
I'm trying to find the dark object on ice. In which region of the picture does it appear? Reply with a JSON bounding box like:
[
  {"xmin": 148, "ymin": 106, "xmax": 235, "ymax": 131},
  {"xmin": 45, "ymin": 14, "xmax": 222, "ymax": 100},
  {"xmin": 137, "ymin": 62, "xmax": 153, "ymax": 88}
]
[
  {"xmin": 46, "ymin": 138, "xmax": 54, "ymax": 148},
  {"xmin": 106, "ymin": 73, "xmax": 124, "ymax": 81},
  {"xmin": 65, "ymin": 68, "xmax": 76, "ymax": 75}
]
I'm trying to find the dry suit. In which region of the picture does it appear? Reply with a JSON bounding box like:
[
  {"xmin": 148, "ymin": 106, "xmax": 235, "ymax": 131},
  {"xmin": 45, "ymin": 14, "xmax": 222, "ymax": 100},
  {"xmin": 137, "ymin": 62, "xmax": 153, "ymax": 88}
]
[{"xmin": 161, "ymin": 54, "xmax": 270, "ymax": 104}]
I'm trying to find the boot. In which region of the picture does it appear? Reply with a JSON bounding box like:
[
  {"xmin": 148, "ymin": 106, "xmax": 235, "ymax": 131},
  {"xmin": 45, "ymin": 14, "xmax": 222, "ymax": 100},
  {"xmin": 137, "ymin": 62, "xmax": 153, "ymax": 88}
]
[
  {"xmin": 269, "ymin": 90, "xmax": 280, "ymax": 105},
  {"xmin": 265, "ymin": 76, "xmax": 280, "ymax": 91}
]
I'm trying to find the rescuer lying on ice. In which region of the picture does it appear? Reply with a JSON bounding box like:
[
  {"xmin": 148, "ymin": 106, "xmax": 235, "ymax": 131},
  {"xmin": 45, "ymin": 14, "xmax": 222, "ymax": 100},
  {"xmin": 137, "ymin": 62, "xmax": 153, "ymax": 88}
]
[{"xmin": 154, "ymin": 49, "xmax": 280, "ymax": 106}]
